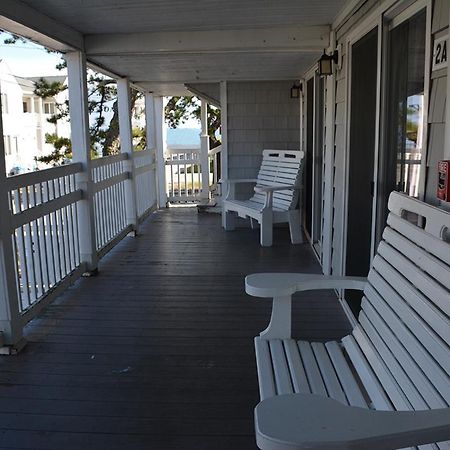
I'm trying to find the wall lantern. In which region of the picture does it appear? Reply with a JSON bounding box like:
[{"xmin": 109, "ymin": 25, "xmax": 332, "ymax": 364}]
[
  {"xmin": 290, "ymin": 82, "xmax": 302, "ymax": 99},
  {"xmin": 317, "ymin": 50, "xmax": 339, "ymax": 76}
]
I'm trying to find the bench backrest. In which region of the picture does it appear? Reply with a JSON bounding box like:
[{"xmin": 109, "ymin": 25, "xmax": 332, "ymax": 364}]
[
  {"xmin": 350, "ymin": 192, "xmax": 450, "ymax": 413},
  {"xmin": 251, "ymin": 149, "xmax": 304, "ymax": 211}
]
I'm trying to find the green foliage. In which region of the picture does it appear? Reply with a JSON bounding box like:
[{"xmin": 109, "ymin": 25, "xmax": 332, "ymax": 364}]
[
  {"xmin": 36, "ymin": 134, "xmax": 72, "ymax": 166},
  {"xmin": 165, "ymin": 96, "xmax": 221, "ymax": 147}
]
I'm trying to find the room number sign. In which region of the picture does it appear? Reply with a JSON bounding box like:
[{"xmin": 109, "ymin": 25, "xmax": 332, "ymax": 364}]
[{"xmin": 433, "ymin": 35, "xmax": 448, "ymax": 71}]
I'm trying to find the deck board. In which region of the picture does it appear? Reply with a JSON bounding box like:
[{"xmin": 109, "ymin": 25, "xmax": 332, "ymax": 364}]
[{"xmin": 0, "ymin": 207, "xmax": 351, "ymax": 449}]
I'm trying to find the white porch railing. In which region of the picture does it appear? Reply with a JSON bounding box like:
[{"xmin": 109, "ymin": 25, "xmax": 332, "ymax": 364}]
[
  {"xmin": 165, "ymin": 147, "xmax": 202, "ymax": 203},
  {"xmin": 209, "ymin": 144, "xmax": 222, "ymax": 197},
  {"xmin": 6, "ymin": 163, "xmax": 84, "ymax": 318},
  {"xmin": 4, "ymin": 151, "xmax": 157, "ymax": 328},
  {"xmin": 134, "ymin": 149, "xmax": 156, "ymax": 220}
]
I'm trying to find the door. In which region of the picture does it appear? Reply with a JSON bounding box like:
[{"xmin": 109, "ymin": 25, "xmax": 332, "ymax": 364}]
[{"xmin": 345, "ymin": 27, "xmax": 378, "ymax": 315}]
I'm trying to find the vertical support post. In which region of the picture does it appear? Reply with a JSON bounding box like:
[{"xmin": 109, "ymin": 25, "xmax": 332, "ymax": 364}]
[
  {"xmin": 154, "ymin": 96, "xmax": 167, "ymax": 208},
  {"xmin": 322, "ymin": 32, "xmax": 336, "ymax": 275},
  {"xmin": 145, "ymin": 92, "xmax": 157, "ymax": 209},
  {"xmin": 66, "ymin": 51, "xmax": 98, "ymax": 273},
  {"xmin": 117, "ymin": 78, "xmax": 139, "ymax": 233},
  {"xmin": 200, "ymin": 100, "xmax": 210, "ymax": 204},
  {"xmin": 220, "ymin": 81, "xmax": 229, "ymax": 227},
  {"xmin": 0, "ymin": 92, "xmax": 23, "ymax": 350}
]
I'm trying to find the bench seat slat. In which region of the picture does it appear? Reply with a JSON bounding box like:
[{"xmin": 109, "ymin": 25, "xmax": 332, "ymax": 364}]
[
  {"xmin": 255, "ymin": 337, "xmax": 276, "ymax": 400},
  {"xmin": 283, "ymin": 339, "xmax": 310, "ymax": 394},
  {"xmin": 353, "ymin": 326, "xmax": 413, "ymax": 411},
  {"xmin": 269, "ymin": 340, "xmax": 294, "ymax": 395},
  {"xmin": 342, "ymin": 334, "xmax": 393, "ymax": 410},
  {"xmin": 325, "ymin": 341, "xmax": 369, "ymax": 408},
  {"xmin": 311, "ymin": 342, "xmax": 347, "ymax": 404},
  {"xmin": 360, "ymin": 310, "xmax": 431, "ymax": 411},
  {"xmin": 297, "ymin": 341, "xmax": 327, "ymax": 396}
]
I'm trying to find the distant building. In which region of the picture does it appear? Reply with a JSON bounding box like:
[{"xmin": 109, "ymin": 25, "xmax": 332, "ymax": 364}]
[{"xmin": 0, "ymin": 60, "xmax": 70, "ymax": 175}]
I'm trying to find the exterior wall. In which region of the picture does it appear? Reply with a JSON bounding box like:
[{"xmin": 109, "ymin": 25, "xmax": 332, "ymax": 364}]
[
  {"xmin": 425, "ymin": 0, "xmax": 449, "ymax": 207},
  {"xmin": 227, "ymin": 81, "xmax": 300, "ymax": 194}
]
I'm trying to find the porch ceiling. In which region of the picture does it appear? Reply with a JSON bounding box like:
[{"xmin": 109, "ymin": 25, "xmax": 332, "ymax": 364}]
[{"xmin": 3, "ymin": 0, "xmax": 352, "ymax": 94}]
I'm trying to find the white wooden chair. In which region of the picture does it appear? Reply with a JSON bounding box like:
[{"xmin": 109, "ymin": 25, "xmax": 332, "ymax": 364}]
[
  {"xmin": 222, "ymin": 149, "xmax": 304, "ymax": 247},
  {"xmin": 246, "ymin": 191, "xmax": 450, "ymax": 450}
]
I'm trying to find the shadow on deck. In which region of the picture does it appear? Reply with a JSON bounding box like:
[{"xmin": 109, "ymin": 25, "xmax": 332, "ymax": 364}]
[{"xmin": 0, "ymin": 207, "xmax": 351, "ymax": 449}]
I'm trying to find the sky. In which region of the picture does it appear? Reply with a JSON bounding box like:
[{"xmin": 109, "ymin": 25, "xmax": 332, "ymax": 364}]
[{"xmin": 0, "ymin": 32, "xmax": 200, "ymax": 129}]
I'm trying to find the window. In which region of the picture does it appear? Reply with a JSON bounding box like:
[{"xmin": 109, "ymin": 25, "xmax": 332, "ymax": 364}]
[
  {"xmin": 44, "ymin": 101, "xmax": 55, "ymax": 115},
  {"xmin": 1, "ymin": 93, "xmax": 8, "ymax": 114},
  {"xmin": 384, "ymin": 9, "xmax": 426, "ymax": 199},
  {"xmin": 23, "ymin": 98, "xmax": 31, "ymax": 113},
  {"xmin": 3, "ymin": 136, "xmax": 11, "ymax": 156}
]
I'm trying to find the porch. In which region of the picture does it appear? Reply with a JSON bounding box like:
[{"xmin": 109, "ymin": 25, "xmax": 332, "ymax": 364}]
[{"xmin": 0, "ymin": 207, "xmax": 350, "ymax": 449}]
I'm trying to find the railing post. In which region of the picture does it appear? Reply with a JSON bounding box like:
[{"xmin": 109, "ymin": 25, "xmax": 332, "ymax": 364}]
[
  {"xmin": 154, "ymin": 96, "xmax": 167, "ymax": 208},
  {"xmin": 220, "ymin": 81, "xmax": 229, "ymax": 227},
  {"xmin": 0, "ymin": 91, "xmax": 24, "ymax": 351},
  {"xmin": 145, "ymin": 92, "xmax": 158, "ymax": 208},
  {"xmin": 200, "ymin": 100, "xmax": 210, "ymax": 204},
  {"xmin": 66, "ymin": 51, "xmax": 98, "ymax": 274},
  {"xmin": 117, "ymin": 78, "xmax": 139, "ymax": 233}
]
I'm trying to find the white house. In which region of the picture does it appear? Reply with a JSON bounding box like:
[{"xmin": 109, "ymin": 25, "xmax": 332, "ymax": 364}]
[{"xmin": 0, "ymin": 60, "xmax": 70, "ymax": 174}]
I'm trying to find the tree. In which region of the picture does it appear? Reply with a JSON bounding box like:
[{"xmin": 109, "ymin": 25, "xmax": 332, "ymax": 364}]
[{"xmin": 165, "ymin": 96, "xmax": 221, "ymax": 148}]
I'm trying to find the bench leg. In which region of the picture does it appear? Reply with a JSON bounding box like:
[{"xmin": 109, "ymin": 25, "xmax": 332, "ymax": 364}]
[
  {"xmin": 288, "ymin": 210, "xmax": 303, "ymax": 244},
  {"xmin": 260, "ymin": 210, "xmax": 273, "ymax": 247},
  {"xmin": 223, "ymin": 209, "xmax": 236, "ymax": 231},
  {"xmin": 250, "ymin": 218, "xmax": 259, "ymax": 229}
]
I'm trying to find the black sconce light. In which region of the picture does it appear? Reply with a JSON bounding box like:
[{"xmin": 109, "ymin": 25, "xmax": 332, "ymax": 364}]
[
  {"xmin": 317, "ymin": 49, "xmax": 339, "ymax": 76},
  {"xmin": 290, "ymin": 82, "xmax": 302, "ymax": 99}
]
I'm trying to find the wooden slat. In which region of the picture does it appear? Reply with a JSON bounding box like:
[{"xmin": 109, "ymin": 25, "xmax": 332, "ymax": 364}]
[
  {"xmin": 311, "ymin": 342, "xmax": 347, "ymax": 403},
  {"xmin": 255, "ymin": 337, "xmax": 276, "ymax": 400},
  {"xmin": 297, "ymin": 341, "xmax": 327, "ymax": 396},
  {"xmin": 387, "ymin": 214, "xmax": 450, "ymax": 266},
  {"xmin": 371, "ymin": 255, "xmax": 450, "ymax": 344},
  {"xmin": 283, "ymin": 339, "xmax": 310, "ymax": 394},
  {"xmin": 269, "ymin": 340, "xmax": 294, "ymax": 395},
  {"xmin": 363, "ymin": 283, "xmax": 450, "ymax": 404},
  {"xmin": 367, "ymin": 268, "xmax": 450, "ymax": 376},
  {"xmin": 342, "ymin": 334, "xmax": 393, "ymax": 410},
  {"xmin": 383, "ymin": 227, "xmax": 450, "ymax": 290},
  {"xmin": 325, "ymin": 341, "xmax": 368, "ymax": 408}
]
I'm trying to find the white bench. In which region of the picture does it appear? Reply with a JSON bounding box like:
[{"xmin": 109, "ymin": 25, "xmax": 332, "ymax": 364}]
[
  {"xmin": 246, "ymin": 191, "xmax": 450, "ymax": 450},
  {"xmin": 223, "ymin": 149, "xmax": 304, "ymax": 247}
]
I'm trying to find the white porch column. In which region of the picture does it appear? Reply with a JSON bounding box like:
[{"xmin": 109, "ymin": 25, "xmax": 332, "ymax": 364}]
[
  {"xmin": 145, "ymin": 92, "xmax": 158, "ymax": 209},
  {"xmin": 154, "ymin": 96, "xmax": 167, "ymax": 208},
  {"xmin": 220, "ymin": 81, "xmax": 229, "ymax": 226},
  {"xmin": 0, "ymin": 92, "xmax": 23, "ymax": 349},
  {"xmin": 66, "ymin": 51, "xmax": 98, "ymax": 273},
  {"xmin": 117, "ymin": 78, "xmax": 139, "ymax": 233},
  {"xmin": 200, "ymin": 99, "xmax": 210, "ymax": 204},
  {"xmin": 445, "ymin": 11, "xmax": 450, "ymax": 159}
]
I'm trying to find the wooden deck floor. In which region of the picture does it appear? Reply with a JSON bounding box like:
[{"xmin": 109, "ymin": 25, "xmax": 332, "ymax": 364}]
[{"xmin": 0, "ymin": 207, "xmax": 351, "ymax": 449}]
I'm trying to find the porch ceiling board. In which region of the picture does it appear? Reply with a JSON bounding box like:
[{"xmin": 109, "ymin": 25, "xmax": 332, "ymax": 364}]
[
  {"xmin": 17, "ymin": 0, "xmax": 349, "ymax": 34},
  {"xmin": 89, "ymin": 52, "xmax": 319, "ymax": 84}
]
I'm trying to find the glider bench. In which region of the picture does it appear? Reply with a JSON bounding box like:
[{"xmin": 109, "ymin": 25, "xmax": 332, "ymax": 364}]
[
  {"xmin": 223, "ymin": 149, "xmax": 304, "ymax": 247},
  {"xmin": 246, "ymin": 192, "xmax": 450, "ymax": 450}
]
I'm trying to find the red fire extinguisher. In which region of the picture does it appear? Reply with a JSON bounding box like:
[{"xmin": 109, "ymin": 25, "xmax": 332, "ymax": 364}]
[{"xmin": 437, "ymin": 161, "xmax": 450, "ymax": 201}]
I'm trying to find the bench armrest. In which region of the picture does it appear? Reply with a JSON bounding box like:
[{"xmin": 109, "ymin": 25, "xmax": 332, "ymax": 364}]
[
  {"xmin": 245, "ymin": 273, "xmax": 367, "ymax": 298},
  {"xmin": 246, "ymin": 274, "xmax": 366, "ymax": 339},
  {"xmin": 254, "ymin": 184, "xmax": 298, "ymax": 193},
  {"xmin": 256, "ymin": 394, "xmax": 450, "ymax": 450},
  {"xmin": 225, "ymin": 179, "xmax": 257, "ymax": 200}
]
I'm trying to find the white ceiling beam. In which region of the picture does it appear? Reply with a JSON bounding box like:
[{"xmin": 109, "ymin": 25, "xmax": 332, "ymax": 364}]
[
  {"xmin": 0, "ymin": 0, "xmax": 83, "ymax": 52},
  {"xmin": 85, "ymin": 25, "xmax": 330, "ymax": 56}
]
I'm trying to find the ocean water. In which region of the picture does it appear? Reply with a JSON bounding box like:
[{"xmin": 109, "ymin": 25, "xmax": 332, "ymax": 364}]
[{"xmin": 167, "ymin": 127, "xmax": 201, "ymax": 147}]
